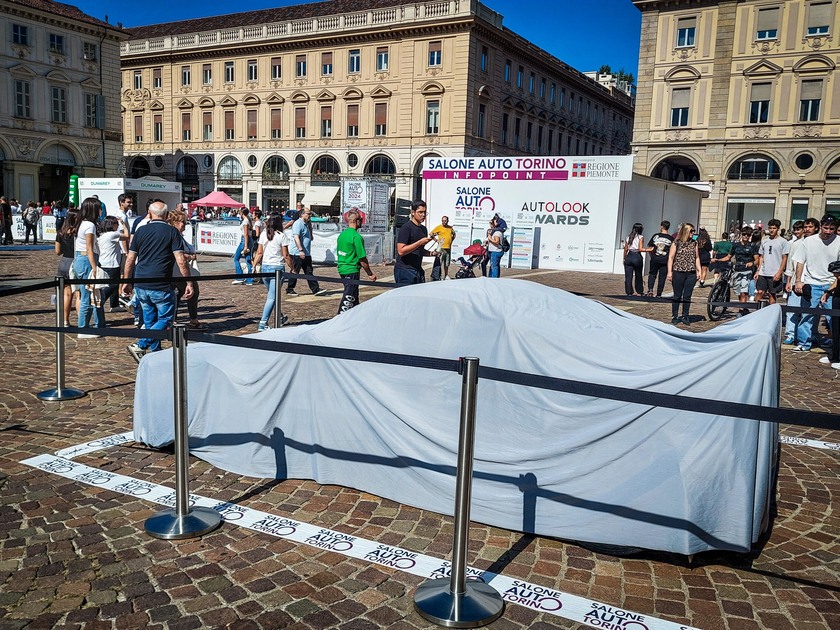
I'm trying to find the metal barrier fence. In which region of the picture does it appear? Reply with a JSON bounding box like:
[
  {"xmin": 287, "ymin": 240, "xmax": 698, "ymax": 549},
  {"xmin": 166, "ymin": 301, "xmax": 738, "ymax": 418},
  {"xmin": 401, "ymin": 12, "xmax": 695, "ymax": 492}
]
[{"xmin": 4, "ymin": 272, "xmax": 840, "ymax": 627}]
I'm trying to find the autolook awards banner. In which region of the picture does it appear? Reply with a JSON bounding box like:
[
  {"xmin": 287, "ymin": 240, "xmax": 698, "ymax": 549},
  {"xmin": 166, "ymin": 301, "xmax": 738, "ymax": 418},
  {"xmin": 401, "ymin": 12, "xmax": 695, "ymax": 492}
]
[{"xmin": 422, "ymin": 156, "xmax": 633, "ymax": 272}]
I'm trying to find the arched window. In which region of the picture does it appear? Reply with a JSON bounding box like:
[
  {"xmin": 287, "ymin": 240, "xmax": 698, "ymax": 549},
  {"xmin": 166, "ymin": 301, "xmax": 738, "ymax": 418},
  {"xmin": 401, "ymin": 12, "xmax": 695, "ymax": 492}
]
[
  {"xmin": 651, "ymin": 156, "xmax": 700, "ymax": 182},
  {"xmin": 175, "ymin": 155, "xmax": 198, "ymax": 182},
  {"xmin": 218, "ymin": 156, "xmax": 242, "ymax": 183},
  {"xmin": 365, "ymin": 154, "xmax": 396, "ymax": 178},
  {"xmin": 263, "ymin": 155, "xmax": 290, "ymax": 181},
  {"xmin": 413, "ymin": 153, "xmax": 440, "ymax": 200},
  {"xmin": 727, "ymin": 154, "xmax": 780, "ymax": 180},
  {"xmin": 311, "ymin": 155, "xmax": 340, "ymax": 181},
  {"xmin": 129, "ymin": 156, "xmax": 150, "ymax": 179}
]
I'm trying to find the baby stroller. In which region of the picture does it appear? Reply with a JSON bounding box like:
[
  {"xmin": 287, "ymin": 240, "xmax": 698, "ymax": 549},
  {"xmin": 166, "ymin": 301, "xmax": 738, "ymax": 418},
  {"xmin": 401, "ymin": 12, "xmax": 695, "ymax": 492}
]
[{"xmin": 455, "ymin": 242, "xmax": 486, "ymax": 279}]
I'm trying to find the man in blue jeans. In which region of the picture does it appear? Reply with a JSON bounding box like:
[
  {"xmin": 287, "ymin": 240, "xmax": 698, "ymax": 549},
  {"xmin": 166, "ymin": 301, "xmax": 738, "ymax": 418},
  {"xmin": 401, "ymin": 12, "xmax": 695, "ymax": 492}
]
[
  {"xmin": 394, "ymin": 200, "xmax": 438, "ymax": 285},
  {"xmin": 121, "ymin": 201, "xmax": 194, "ymax": 363}
]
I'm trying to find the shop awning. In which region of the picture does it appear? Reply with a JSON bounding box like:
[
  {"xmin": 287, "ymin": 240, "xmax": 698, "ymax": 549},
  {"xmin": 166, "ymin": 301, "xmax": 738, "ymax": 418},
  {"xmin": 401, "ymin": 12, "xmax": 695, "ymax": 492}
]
[{"xmin": 301, "ymin": 185, "xmax": 339, "ymax": 207}]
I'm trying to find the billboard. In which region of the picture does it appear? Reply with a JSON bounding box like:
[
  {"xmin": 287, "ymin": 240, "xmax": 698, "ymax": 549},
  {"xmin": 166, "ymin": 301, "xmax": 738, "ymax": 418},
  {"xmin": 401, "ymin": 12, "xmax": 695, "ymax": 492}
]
[{"xmin": 422, "ymin": 156, "xmax": 633, "ymax": 272}]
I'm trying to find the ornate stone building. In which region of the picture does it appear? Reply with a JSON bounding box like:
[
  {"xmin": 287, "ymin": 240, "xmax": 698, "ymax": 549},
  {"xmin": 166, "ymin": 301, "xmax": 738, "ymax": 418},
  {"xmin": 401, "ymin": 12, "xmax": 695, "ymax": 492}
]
[
  {"xmin": 0, "ymin": 0, "xmax": 127, "ymax": 203},
  {"xmin": 120, "ymin": 0, "xmax": 634, "ymax": 214},
  {"xmin": 633, "ymin": 0, "xmax": 840, "ymax": 235}
]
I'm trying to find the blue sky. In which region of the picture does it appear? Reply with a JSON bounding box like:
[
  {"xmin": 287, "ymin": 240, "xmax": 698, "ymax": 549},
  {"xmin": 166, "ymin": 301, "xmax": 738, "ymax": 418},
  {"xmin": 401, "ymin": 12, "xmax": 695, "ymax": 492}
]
[{"xmin": 71, "ymin": 0, "xmax": 642, "ymax": 78}]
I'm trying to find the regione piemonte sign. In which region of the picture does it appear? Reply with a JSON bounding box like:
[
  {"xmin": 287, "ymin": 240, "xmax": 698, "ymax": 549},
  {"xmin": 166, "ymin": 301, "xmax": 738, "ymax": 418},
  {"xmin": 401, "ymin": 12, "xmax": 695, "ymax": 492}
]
[{"xmin": 422, "ymin": 156, "xmax": 633, "ymax": 272}]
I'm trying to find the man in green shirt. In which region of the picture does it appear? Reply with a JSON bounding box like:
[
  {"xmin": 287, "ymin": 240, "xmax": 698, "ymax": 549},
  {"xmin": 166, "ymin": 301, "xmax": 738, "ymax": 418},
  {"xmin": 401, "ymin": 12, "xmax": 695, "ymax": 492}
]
[{"xmin": 336, "ymin": 209, "xmax": 377, "ymax": 314}]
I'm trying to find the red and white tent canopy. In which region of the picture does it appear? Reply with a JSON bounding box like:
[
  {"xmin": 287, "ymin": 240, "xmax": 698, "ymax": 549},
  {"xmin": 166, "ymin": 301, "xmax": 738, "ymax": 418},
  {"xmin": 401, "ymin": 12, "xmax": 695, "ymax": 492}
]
[{"xmin": 187, "ymin": 190, "xmax": 246, "ymax": 210}]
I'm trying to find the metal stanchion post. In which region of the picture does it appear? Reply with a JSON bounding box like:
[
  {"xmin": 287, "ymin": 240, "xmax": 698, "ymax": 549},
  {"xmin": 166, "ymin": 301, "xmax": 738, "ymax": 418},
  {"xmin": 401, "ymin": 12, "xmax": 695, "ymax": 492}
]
[
  {"xmin": 414, "ymin": 357, "xmax": 504, "ymax": 628},
  {"xmin": 145, "ymin": 324, "xmax": 222, "ymax": 539},
  {"xmin": 274, "ymin": 268, "xmax": 283, "ymax": 328},
  {"xmin": 38, "ymin": 276, "xmax": 85, "ymax": 401}
]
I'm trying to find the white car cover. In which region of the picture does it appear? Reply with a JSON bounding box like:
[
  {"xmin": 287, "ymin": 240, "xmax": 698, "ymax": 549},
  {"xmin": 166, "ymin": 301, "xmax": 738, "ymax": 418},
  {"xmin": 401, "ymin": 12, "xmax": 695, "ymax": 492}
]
[{"xmin": 134, "ymin": 279, "xmax": 779, "ymax": 555}]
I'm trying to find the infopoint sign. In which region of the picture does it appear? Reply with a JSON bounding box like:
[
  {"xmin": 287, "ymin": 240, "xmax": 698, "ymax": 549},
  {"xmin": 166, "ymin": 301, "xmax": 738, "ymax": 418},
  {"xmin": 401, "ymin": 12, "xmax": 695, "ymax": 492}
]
[{"xmin": 423, "ymin": 156, "xmax": 633, "ymax": 272}]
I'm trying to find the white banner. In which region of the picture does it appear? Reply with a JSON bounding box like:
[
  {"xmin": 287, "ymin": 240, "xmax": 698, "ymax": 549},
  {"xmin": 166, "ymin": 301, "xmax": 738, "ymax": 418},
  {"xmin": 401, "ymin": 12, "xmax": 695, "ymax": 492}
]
[{"xmin": 423, "ymin": 156, "xmax": 633, "ymax": 273}]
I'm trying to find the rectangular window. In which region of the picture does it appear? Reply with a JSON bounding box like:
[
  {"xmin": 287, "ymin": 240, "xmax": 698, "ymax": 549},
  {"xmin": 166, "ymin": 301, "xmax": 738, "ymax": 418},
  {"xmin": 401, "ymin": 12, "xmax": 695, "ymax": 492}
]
[
  {"xmin": 153, "ymin": 67, "xmax": 162, "ymax": 89},
  {"xmin": 224, "ymin": 61, "xmax": 234, "ymax": 83},
  {"xmin": 347, "ymin": 104, "xmax": 359, "ymax": 137},
  {"xmin": 670, "ymin": 87, "xmax": 690, "ymax": 126},
  {"xmin": 808, "ymin": 2, "xmax": 831, "ymax": 36},
  {"xmin": 426, "ymin": 100, "xmax": 440, "ymax": 134},
  {"xmin": 322, "ymin": 52, "xmax": 333, "ymax": 76},
  {"xmin": 134, "ymin": 71, "xmax": 142, "ymax": 90},
  {"xmin": 348, "ymin": 49, "xmax": 360, "ymax": 74},
  {"xmin": 203, "ymin": 111, "xmax": 213, "ymax": 140},
  {"xmin": 154, "ymin": 114, "xmax": 163, "ymax": 142},
  {"xmin": 181, "ymin": 112, "xmax": 191, "ymax": 141},
  {"xmin": 203, "ymin": 64, "xmax": 212, "ymax": 85},
  {"xmin": 540, "ymin": 78, "xmax": 546, "ymax": 99},
  {"xmin": 550, "ymin": 82, "xmax": 556, "ymax": 104},
  {"xmin": 14, "ymin": 80, "xmax": 30, "ymax": 118},
  {"xmin": 224, "ymin": 110, "xmax": 235, "ymax": 140},
  {"xmin": 51, "ymin": 86, "xmax": 66, "ymax": 123},
  {"xmin": 49, "ymin": 34, "xmax": 64, "ymax": 54},
  {"xmin": 181, "ymin": 65, "xmax": 191, "ymax": 86},
  {"xmin": 529, "ymin": 72, "xmax": 535, "ymax": 94},
  {"xmin": 270, "ymin": 108, "xmax": 282, "ymax": 139},
  {"xmin": 504, "ymin": 59, "xmax": 511, "ymax": 83},
  {"xmin": 800, "ymin": 79, "xmax": 822, "ymax": 121},
  {"xmin": 134, "ymin": 115, "xmax": 143, "ymax": 142},
  {"xmin": 295, "ymin": 107, "xmax": 306, "ymax": 138},
  {"xmin": 271, "ymin": 57, "xmax": 282, "ymax": 80},
  {"xmin": 517, "ymin": 66, "xmax": 524, "ymax": 88},
  {"xmin": 428, "ymin": 40, "xmax": 442, "ymax": 66},
  {"xmin": 560, "ymin": 87, "xmax": 566, "ymax": 108},
  {"xmin": 514, "ymin": 117, "xmax": 521, "ymax": 148},
  {"xmin": 756, "ymin": 7, "xmax": 779, "ymax": 40},
  {"xmin": 84, "ymin": 93, "xmax": 97, "ymax": 127},
  {"xmin": 12, "ymin": 24, "xmax": 29, "ymax": 46},
  {"xmin": 538, "ymin": 125, "xmax": 544, "ymax": 153},
  {"xmin": 247, "ymin": 109, "xmax": 257, "ymax": 139},
  {"xmin": 477, "ymin": 103, "xmax": 486, "ymax": 138},
  {"xmin": 375, "ymin": 102, "xmax": 387, "ymax": 135},
  {"xmin": 296, "ymin": 54, "xmax": 307, "ymax": 77},
  {"xmin": 83, "ymin": 42, "xmax": 97, "ymax": 61},
  {"xmin": 480, "ymin": 46, "xmax": 488, "ymax": 72},
  {"xmin": 677, "ymin": 16, "xmax": 696, "ymax": 47},
  {"xmin": 321, "ymin": 106, "xmax": 332, "ymax": 137},
  {"xmin": 547, "ymin": 129, "xmax": 554, "ymax": 153},
  {"xmin": 376, "ymin": 47, "xmax": 389, "ymax": 71},
  {"xmin": 247, "ymin": 59, "xmax": 257, "ymax": 82},
  {"xmin": 502, "ymin": 112, "xmax": 509, "ymax": 145},
  {"xmin": 749, "ymin": 83, "xmax": 771, "ymax": 124},
  {"xmin": 526, "ymin": 121, "xmax": 533, "ymax": 150}
]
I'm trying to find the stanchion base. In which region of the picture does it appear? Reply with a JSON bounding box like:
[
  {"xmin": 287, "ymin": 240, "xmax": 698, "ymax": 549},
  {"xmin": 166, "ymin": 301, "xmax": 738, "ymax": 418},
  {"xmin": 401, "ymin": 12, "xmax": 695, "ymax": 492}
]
[
  {"xmin": 414, "ymin": 579, "xmax": 505, "ymax": 628},
  {"xmin": 37, "ymin": 388, "xmax": 86, "ymax": 402},
  {"xmin": 144, "ymin": 507, "xmax": 222, "ymax": 540}
]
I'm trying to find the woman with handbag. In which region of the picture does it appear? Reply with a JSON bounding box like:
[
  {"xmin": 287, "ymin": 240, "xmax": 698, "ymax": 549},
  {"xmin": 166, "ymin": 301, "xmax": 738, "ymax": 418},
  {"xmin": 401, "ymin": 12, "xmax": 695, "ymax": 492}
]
[
  {"xmin": 667, "ymin": 223, "xmax": 702, "ymax": 325},
  {"xmin": 622, "ymin": 222, "xmax": 645, "ymax": 297},
  {"xmin": 71, "ymin": 197, "xmax": 105, "ymax": 338},
  {"xmin": 253, "ymin": 215, "xmax": 293, "ymax": 331}
]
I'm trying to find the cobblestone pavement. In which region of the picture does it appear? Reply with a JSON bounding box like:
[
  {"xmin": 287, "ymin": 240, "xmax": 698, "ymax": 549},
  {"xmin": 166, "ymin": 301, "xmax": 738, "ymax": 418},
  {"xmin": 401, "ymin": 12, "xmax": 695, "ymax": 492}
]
[{"xmin": 1, "ymin": 247, "xmax": 838, "ymax": 630}]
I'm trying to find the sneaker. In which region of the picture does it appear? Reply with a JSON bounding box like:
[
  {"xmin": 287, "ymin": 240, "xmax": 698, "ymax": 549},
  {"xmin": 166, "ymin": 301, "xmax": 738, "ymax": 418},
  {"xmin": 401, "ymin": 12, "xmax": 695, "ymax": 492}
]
[
  {"xmin": 783, "ymin": 336, "xmax": 795, "ymax": 345},
  {"xmin": 281, "ymin": 314, "xmax": 289, "ymax": 325},
  {"xmin": 819, "ymin": 356, "xmax": 831, "ymax": 364},
  {"xmin": 232, "ymin": 279, "xmax": 245, "ymax": 285},
  {"xmin": 831, "ymin": 362, "xmax": 840, "ymax": 370},
  {"xmin": 792, "ymin": 345, "xmax": 811, "ymax": 353},
  {"xmin": 127, "ymin": 343, "xmax": 146, "ymax": 364},
  {"xmin": 286, "ymin": 289, "xmax": 298, "ymax": 296},
  {"xmin": 315, "ymin": 289, "xmax": 328, "ymax": 296},
  {"xmin": 671, "ymin": 316, "xmax": 680, "ymax": 325},
  {"xmin": 77, "ymin": 333, "xmax": 101, "ymax": 339},
  {"xmin": 257, "ymin": 323, "xmax": 271, "ymax": 331},
  {"xmin": 680, "ymin": 316, "xmax": 690, "ymax": 325}
]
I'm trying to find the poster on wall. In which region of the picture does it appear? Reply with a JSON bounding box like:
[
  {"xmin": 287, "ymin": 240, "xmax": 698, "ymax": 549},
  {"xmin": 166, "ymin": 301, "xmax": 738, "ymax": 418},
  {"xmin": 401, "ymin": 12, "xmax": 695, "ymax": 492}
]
[
  {"xmin": 422, "ymin": 156, "xmax": 633, "ymax": 273},
  {"xmin": 341, "ymin": 178, "xmax": 389, "ymax": 233}
]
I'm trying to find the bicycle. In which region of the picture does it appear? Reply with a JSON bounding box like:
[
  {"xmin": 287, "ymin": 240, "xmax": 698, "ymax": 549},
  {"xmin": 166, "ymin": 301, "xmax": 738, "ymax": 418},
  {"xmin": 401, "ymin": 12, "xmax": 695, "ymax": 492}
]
[{"xmin": 707, "ymin": 265, "xmax": 733, "ymax": 321}]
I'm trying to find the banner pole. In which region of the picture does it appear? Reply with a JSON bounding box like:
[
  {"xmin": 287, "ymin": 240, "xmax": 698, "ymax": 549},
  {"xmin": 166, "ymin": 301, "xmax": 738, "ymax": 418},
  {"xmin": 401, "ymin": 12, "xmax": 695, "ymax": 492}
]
[
  {"xmin": 413, "ymin": 357, "xmax": 504, "ymax": 627},
  {"xmin": 145, "ymin": 324, "xmax": 222, "ymax": 539},
  {"xmin": 38, "ymin": 276, "xmax": 84, "ymax": 402},
  {"xmin": 274, "ymin": 269, "xmax": 283, "ymax": 328}
]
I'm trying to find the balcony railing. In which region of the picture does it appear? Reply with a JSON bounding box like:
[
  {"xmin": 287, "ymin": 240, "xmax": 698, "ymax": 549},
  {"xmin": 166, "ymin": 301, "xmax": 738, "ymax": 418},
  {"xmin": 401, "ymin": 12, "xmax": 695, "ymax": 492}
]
[{"xmin": 123, "ymin": 1, "xmax": 466, "ymax": 56}]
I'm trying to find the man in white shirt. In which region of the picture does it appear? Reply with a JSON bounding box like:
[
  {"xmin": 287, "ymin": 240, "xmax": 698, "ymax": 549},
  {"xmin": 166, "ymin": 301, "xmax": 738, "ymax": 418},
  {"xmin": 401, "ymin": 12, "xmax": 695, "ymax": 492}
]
[
  {"xmin": 792, "ymin": 215, "xmax": 840, "ymax": 351},
  {"xmin": 784, "ymin": 218, "xmax": 818, "ymax": 344},
  {"xmin": 754, "ymin": 219, "xmax": 789, "ymax": 305}
]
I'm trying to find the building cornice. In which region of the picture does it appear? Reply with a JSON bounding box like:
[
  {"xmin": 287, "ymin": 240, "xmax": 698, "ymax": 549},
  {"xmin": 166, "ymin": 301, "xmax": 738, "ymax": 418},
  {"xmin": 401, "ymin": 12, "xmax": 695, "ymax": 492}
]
[
  {"xmin": 2, "ymin": 0, "xmax": 129, "ymax": 40},
  {"xmin": 632, "ymin": 0, "xmax": 739, "ymax": 13}
]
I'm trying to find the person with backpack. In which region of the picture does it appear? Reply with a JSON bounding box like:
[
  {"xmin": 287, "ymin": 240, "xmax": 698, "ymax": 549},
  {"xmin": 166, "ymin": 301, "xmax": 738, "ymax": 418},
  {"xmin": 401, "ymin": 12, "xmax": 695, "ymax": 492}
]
[
  {"xmin": 486, "ymin": 217, "xmax": 505, "ymax": 278},
  {"xmin": 23, "ymin": 201, "xmax": 41, "ymax": 245}
]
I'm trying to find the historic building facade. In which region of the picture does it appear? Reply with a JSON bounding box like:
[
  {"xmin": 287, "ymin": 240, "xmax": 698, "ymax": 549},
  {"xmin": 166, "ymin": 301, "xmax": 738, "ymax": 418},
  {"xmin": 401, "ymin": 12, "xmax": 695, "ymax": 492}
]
[
  {"xmin": 120, "ymin": 0, "xmax": 634, "ymax": 214},
  {"xmin": 0, "ymin": 0, "xmax": 127, "ymax": 203},
  {"xmin": 633, "ymin": 0, "xmax": 840, "ymax": 235}
]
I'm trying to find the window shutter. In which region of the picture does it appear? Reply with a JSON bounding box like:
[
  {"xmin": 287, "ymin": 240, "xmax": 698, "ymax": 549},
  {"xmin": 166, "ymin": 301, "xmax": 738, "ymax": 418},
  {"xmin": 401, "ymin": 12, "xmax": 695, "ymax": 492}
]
[
  {"xmin": 271, "ymin": 108, "xmax": 281, "ymax": 130},
  {"xmin": 247, "ymin": 110, "xmax": 257, "ymax": 136},
  {"xmin": 295, "ymin": 107, "xmax": 306, "ymax": 127},
  {"xmin": 750, "ymin": 83, "xmax": 771, "ymax": 101},
  {"xmin": 134, "ymin": 115, "xmax": 142, "ymax": 136},
  {"xmin": 347, "ymin": 104, "xmax": 359, "ymax": 126},
  {"xmin": 757, "ymin": 7, "xmax": 778, "ymax": 31},
  {"xmin": 225, "ymin": 110, "xmax": 234, "ymax": 130},
  {"xmin": 429, "ymin": 41, "xmax": 441, "ymax": 54},
  {"xmin": 809, "ymin": 2, "xmax": 831, "ymax": 27},
  {"xmin": 375, "ymin": 102, "xmax": 386, "ymax": 125},
  {"xmin": 801, "ymin": 79, "xmax": 822, "ymax": 99},
  {"xmin": 671, "ymin": 88, "xmax": 690, "ymax": 108},
  {"xmin": 182, "ymin": 112, "xmax": 190, "ymax": 132},
  {"xmin": 677, "ymin": 16, "xmax": 696, "ymax": 29},
  {"xmin": 322, "ymin": 52, "xmax": 332, "ymax": 65},
  {"xmin": 321, "ymin": 105, "xmax": 331, "ymax": 121},
  {"xmin": 203, "ymin": 111, "xmax": 212, "ymax": 127}
]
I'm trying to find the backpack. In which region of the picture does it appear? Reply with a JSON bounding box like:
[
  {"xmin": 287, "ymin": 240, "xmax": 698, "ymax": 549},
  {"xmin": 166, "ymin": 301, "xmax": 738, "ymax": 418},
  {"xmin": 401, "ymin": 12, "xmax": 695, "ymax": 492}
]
[
  {"xmin": 501, "ymin": 236, "xmax": 511, "ymax": 253},
  {"xmin": 24, "ymin": 207, "xmax": 41, "ymax": 225}
]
